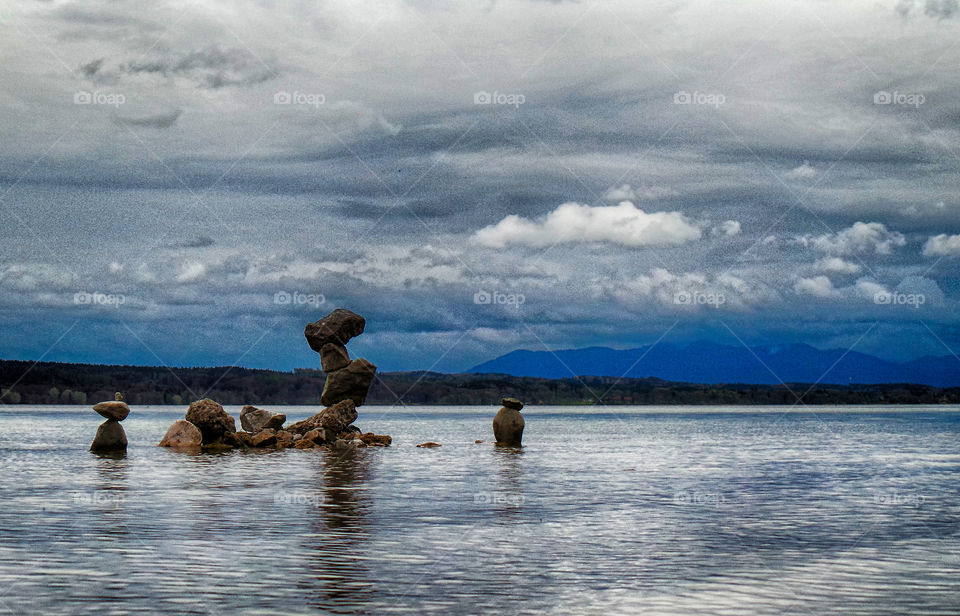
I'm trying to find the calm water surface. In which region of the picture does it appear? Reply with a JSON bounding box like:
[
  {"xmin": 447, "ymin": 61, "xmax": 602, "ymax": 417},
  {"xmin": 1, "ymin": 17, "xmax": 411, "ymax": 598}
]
[{"xmin": 1, "ymin": 405, "xmax": 958, "ymax": 615}]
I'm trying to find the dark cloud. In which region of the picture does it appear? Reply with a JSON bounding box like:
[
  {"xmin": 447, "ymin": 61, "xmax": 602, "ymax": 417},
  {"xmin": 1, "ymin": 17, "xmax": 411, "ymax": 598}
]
[
  {"xmin": 112, "ymin": 109, "xmax": 183, "ymax": 128},
  {"xmin": 120, "ymin": 45, "xmax": 278, "ymax": 88}
]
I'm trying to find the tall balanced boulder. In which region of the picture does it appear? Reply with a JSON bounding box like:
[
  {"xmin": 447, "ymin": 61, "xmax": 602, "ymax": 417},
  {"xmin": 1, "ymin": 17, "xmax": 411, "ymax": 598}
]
[
  {"xmin": 185, "ymin": 398, "xmax": 236, "ymax": 444},
  {"xmin": 493, "ymin": 398, "xmax": 525, "ymax": 446},
  {"xmin": 304, "ymin": 309, "xmax": 365, "ymax": 352},
  {"xmin": 90, "ymin": 392, "xmax": 129, "ymax": 453},
  {"xmin": 321, "ymin": 358, "xmax": 377, "ymax": 406},
  {"xmin": 320, "ymin": 343, "xmax": 351, "ymax": 372},
  {"xmin": 239, "ymin": 405, "xmax": 286, "ymax": 432}
]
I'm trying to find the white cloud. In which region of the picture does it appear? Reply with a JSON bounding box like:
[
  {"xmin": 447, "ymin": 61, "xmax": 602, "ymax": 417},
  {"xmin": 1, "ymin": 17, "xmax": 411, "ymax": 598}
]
[
  {"xmin": 715, "ymin": 220, "xmax": 741, "ymax": 236},
  {"xmin": 177, "ymin": 261, "xmax": 207, "ymax": 283},
  {"xmin": 602, "ymin": 184, "xmax": 678, "ymax": 202},
  {"xmin": 473, "ymin": 201, "xmax": 702, "ymax": 249},
  {"xmin": 854, "ymin": 279, "xmax": 888, "ymax": 300},
  {"xmin": 803, "ymin": 222, "xmax": 906, "ymax": 256},
  {"xmin": 785, "ymin": 162, "xmax": 816, "ymax": 180},
  {"xmin": 923, "ymin": 233, "xmax": 960, "ymax": 256},
  {"xmin": 815, "ymin": 257, "xmax": 861, "ymax": 275},
  {"xmin": 794, "ymin": 275, "xmax": 840, "ymax": 298}
]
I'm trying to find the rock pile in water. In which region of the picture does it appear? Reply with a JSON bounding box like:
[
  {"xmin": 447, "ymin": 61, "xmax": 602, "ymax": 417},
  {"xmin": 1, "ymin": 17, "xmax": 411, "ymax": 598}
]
[
  {"xmin": 90, "ymin": 392, "xmax": 129, "ymax": 453},
  {"xmin": 493, "ymin": 397, "xmax": 525, "ymax": 446},
  {"xmin": 158, "ymin": 308, "xmax": 390, "ymax": 452}
]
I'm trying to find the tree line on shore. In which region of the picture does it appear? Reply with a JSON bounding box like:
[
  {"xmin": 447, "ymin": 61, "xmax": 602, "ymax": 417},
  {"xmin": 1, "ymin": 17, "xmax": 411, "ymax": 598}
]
[{"xmin": 1, "ymin": 359, "xmax": 959, "ymax": 406}]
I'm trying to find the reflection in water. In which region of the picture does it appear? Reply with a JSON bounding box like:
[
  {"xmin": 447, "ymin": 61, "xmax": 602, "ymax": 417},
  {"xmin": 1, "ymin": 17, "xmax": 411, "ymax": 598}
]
[
  {"xmin": 305, "ymin": 447, "xmax": 378, "ymax": 612},
  {"xmin": 493, "ymin": 445, "xmax": 526, "ymax": 522}
]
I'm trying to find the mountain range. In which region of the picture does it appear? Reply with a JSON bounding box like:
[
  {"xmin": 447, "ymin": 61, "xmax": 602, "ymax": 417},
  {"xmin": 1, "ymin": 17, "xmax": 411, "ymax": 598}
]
[{"xmin": 467, "ymin": 342, "xmax": 960, "ymax": 387}]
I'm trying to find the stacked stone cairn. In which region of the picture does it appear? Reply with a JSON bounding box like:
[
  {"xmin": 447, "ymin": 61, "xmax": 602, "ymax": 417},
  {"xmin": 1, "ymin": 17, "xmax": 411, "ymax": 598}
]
[
  {"xmin": 158, "ymin": 309, "xmax": 390, "ymax": 451},
  {"xmin": 90, "ymin": 392, "xmax": 130, "ymax": 453}
]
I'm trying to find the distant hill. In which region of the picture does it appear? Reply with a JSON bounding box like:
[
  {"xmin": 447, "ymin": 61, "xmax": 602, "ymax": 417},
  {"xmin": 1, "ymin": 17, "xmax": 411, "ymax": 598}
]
[
  {"xmin": 467, "ymin": 342, "xmax": 960, "ymax": 388},
  {"xmin": 1, "ymin": 358, "xmax": 959, "ymax": 406}
]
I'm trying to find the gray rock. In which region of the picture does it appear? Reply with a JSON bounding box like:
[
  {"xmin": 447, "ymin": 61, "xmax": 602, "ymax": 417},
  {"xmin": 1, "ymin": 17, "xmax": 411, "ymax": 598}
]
[
  {"xmin": 304, "ymin": 309, "xmax": 366, "ymax": 352},
  {"xmin": 320, "ymin": 358, "xmax": 377, "ymax": 406},
  {"xmin": 90, "ymin": 419, "xmax": 127, "ymax": 452},
  {"xmin": 500, "ymin": 398, "xmax": 524, "ymax": 411},
  {"xmin": 320, "ymin": 342, "xmax": 351, "ymax": 372},
  {"xmin": 184, "ymin": 398, "xmax": 236, "ymax": 444},
  {"xmin": 319, "ymin": 399, "xmax": 358, "ymax": 432},
  {"xmin": 239, "ymin": 405, "xmax": 286, "ymax": 432},
  {"xmin": 493, "ymin": 407, "xmax": 524, "ymax": 446},
  {"xmin": 158, "ymin": 419, "xmax": 202, "ymax": 448},
  {"xmin": 93, "ymin": 400, "xmax": 131, "ymax": 421}
]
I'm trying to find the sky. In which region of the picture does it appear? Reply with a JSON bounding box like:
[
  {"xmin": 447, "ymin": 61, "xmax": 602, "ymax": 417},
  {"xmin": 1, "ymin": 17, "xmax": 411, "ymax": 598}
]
[{"xmin": 0, "ymin": 0, "xmax": 958, "ymax": 373}]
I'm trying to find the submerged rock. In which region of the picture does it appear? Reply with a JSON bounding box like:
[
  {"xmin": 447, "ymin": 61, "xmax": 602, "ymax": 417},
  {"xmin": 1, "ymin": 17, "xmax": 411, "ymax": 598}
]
[
  {"xmin": 91, "ymin": 419, "xmax": 127, "ymax": 452},
  {"xmin": 357, "ymin": 433, "xmax": 392, "ymax": 447},
  {"xmin": 239, "ymin": 405, "xmax": 286, "ymax": 433},
  {"xmin": 416, "ymin": 442, "xmax": 441, "ymax": 448},
  {"xmin": 93, "ymin": 400, "xmax": 131, "ymax": 422},
  {"xmin": 493, "ymin": 406, "xmax": 524, "ymax": 446},
  {"xmin": 185, "ymin": 398, "xmax": 236, "ymax": 444},
  {"xmin": 320, "ymin": 359, "xmax": 377, "ymax": 406},
  {"xmin": 304, "ymin": 309, "xmax": 366, "ymax": 352},
  {"xmin": 158, "ymin": 419, "xmax": 202, "ymax": 448}
]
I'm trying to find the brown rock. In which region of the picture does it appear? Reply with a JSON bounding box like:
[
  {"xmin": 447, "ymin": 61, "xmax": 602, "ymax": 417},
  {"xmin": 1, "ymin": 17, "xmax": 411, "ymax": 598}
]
[
  {"xmin": 320, "ymin": 343, "xmax": 351, "ymax": 372},
  {"xmin": 416, "ymin": 442, "xmax": 441, "ymax": 448},
  {"xmin": 158, "ymin": 419, "xmax": 202, "ymax": 448},
  {"xmin": 475, "ymin": 440, "xmax": 485, "ymax": 444},
  {"xmin": 93, "ymin": 400, "xmax": 131, "ymax": 421},
  {"xmin": 294, "ymin": 439, "xmax": 318, "ymax": 449},
  {"xmin": 251, "ymin": 429, "xmax": 277, "ymax": 447},
  {"xmin": 233, "ymin": 431, "xmax": 253, "ymax": 448},
  {"xmin": 304, "ymin": 309, "xmax": 366, "ymax": 352},
  {"xmin": 500, "ymin": 397, "xmax": 524, "ymax": 411},
  {"xmin": 357, "ymin": 433, "xmax": 392, "ymax": 447},
  {"xmin": 493, "ymin": 407, "xmax": 524, "ymax": 446},
  {"xmin": 276, "ymin": 430, "xmax": 295, "ymax": 446},
  {"xmin": 239, "ymin": 405, "xmax": 285, "ymax": 432},
  {"xmin": 320, "ymin": 359, "xmax": 377, "ymax": 406},
  {"xmin": 302, "ymin": 428, "xmax": 329, "ymax": 445},
  {"xmin": 286, "ymin": 400, "xmax": 358, "ymax": 435},
  {"xmin": 90, "ymin": 419, "xmax": 127, "ymax": 452},
  {"xmin": 185, "ymin": 398, "xmax": 236, "ymax": 444}
]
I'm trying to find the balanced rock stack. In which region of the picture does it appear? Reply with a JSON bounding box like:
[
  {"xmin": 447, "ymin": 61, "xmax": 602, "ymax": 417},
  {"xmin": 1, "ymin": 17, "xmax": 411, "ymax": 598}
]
[
  {"xmin": 305, "ymin": 308, "xmax": 377, "ymax": 406},
  {"xmin": 90, "ymin": 392, "xmax": 130, "ymax": 453},
  {"xmin": 493, "ymin": 397, "xmax": 525, "ymax": 446}
]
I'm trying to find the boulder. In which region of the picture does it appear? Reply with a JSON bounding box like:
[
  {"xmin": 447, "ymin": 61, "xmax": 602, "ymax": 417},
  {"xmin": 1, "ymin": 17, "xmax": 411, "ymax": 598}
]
[
  {"xmin": 501, "ymin": 397, "xmax": 524, "ymax": 411},
  {"xmin": 342, "ymin": 424, "xmax": 361, "ymax": 435},
  {"xmin": 302, "ymin": 428, "xmax": 329, "ymax": 445},
  {"xmin": 304, "ymin": 309, "xmax": 365, "ymax": 352},
  {"xmin": 320, "ymin": 359, "xmax": 377, "ymax": 406},
  {"xmin": 251, "ymin": 429, "xmax": 277, "ymax": 448},
  {"xmin": 239, "ymin": 405, "xmax": 286, "ymax": 432},
  {"xmin": 185, "ymin": 398, "xmax": 236, "ymax": 444},
  {"xmin": 416, "ymin": 442, "xmax": 441, "ymax": 448},
  {"xmin": 90, "ymin": 419, "xmax": 127, "ymax": 452},
  {"xmin": 320, "ymin": 343, "xmax": 351, "ymax": 372},
  {"xmin": 493, "ymin": 407, "xmax": 525, "ymax": 446},
  {"xmin": 232, "ymin": 431, "xmax": 253, "ymax": 448},
  {"xmin": 286, "ymin": 400, "xmax": 358, "ymax": 435},
  {"xmin": 276, "ymin": 430, "xmax": 295, "ymax": 448},
  {"xmin": 93, "ymin": 400, "xmax": 131, "ymax": 421},
  {"xmin": 158, "ymin": 420, "xmax": 202, "ymax": 448}
]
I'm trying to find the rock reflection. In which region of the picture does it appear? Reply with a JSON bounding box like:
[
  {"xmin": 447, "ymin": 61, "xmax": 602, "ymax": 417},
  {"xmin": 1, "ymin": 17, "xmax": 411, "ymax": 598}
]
[
  {"xmin": 304, "ymin": 446, "xmax": 378, "ymax": 611},
  {"xmin": 491, "ymin": 445, "xmax": 526, "ymax": 522}
]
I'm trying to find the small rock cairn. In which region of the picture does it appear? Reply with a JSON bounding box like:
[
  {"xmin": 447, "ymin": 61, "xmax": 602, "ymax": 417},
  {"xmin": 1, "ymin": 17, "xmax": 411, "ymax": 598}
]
[{"xmin": 90, "ymin": 392, "xmax": 130, "ymax": 453}]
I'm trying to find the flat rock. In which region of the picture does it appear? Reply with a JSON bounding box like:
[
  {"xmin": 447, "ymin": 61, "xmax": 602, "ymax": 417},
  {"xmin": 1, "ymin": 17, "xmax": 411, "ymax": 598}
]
[
  {"xmin": 93, "ymin": 401, "xmax": 131, "ymax": 421},
  {"xmin": 239, "ymin": 405, "xmax": 286, "ymax": 432},
  {"xmin": 158, "ymin": 419, "xmax": 202, "ymax": 448},
  {"xmin": 500, "ymin": 398, "xmax": 524, "ymax": 411},
  {"xmin": 185, "ymin": 398, "xmax": 236, "ymax": 444},
  {"xmin": 321, "ymin": 358, "xmax": 377, "ymax": 406},
  {"xmin": 416, "ymin": 442, "xmax": 441, "ymax": 448},
  {"xmin": 91, "ymin": 419, "xmax": 127, "ymax": 452},
  {"xmin": 251, "ymin": 429, "xmax": 277, "ymax": 447},
  {"xmin": 493, "ymin": 407, "xmax": 525, "ymax": 446},
  {"xmin": 320, "ymin": 343, "xmax": 351, "ymax": 372},
  {"xmin": 304, "ymin": 309, "xmax": 366, "ymax": 352},
  {"xmin": 357, "ymin": 433, "xmax": 392, "ymax": 447}
]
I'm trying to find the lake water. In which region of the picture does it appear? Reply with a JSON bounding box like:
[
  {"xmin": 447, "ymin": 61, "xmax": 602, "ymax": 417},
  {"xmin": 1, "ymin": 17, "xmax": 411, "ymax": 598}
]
[{"xmin": 1, "ymin": 405, "xmax": 958, "ymax": 615}]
